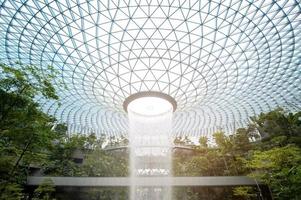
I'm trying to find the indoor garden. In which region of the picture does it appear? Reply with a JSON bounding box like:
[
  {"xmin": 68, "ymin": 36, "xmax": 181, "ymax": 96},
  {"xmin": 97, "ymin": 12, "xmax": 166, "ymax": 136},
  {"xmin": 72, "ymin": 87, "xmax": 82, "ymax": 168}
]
[
  {"xmin": 0, "ymin": 0, "xmax": 300, "ymax": 200},
  {"xmin": 0, "ymin": 63, "xmax": 300, "ymax": 199}
]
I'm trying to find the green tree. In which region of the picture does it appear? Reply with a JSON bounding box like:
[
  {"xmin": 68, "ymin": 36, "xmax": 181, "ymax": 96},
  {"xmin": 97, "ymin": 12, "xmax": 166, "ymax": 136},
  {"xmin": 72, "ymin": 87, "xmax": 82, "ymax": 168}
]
[
  {"xmin": 241, "ymin": 109, "xmax": 301, "ymax": 199},
  {"xmin": 247, "ymin": 145, "xmax": 301, "ymax": 200},
  {"xmin": 0, "ymin": 183, "xmax": 23, "ymax": 200},
  {"xmin": 232, "ymin": 128, "xmax": 252, "ymax": 155},
  {"xmin": 250, "ymin": 108, "xmax": 301, "ymax": 146},
  {"xmin": 32, "ymin": 178, "xmax": 56, "ymax": 200},
  {"xmin": 198, "ymin": 136, "xmax": 208, "ymax": 148},
  {"xmin": 42, "ymin": 133, "xmax": 82, "ymax": 176},
  {"xmin": 185, "ymin": 156, "xmax": 210, "ymax": 176},
  {"xmin": 233, "ymin": 186, "xmax": 257, "ymax": 200},
  {"xmin": 80, "ymin": 147, "xmax": 128, "ymax": 177},
  {"xmin": 0, "ymin": 63, "xmax": 61, "ymax": 198},
  {"xmin": 213, "ymin": 131, "xmax": 233, "ymax": 153}
]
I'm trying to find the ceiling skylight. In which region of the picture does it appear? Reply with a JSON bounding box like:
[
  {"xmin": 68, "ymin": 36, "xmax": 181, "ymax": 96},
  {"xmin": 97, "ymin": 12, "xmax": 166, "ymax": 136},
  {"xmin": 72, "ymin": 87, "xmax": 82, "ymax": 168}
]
[{"xmin": 0, "ymin": 0, "xmax": 300, "ymax": 137}]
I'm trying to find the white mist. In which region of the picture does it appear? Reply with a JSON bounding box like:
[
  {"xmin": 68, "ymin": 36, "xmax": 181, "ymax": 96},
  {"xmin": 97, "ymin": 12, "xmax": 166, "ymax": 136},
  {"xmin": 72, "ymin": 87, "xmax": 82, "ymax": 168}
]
[{"xmin": 128, "ymin": 97, "xmax": 173, "ymax": 200}]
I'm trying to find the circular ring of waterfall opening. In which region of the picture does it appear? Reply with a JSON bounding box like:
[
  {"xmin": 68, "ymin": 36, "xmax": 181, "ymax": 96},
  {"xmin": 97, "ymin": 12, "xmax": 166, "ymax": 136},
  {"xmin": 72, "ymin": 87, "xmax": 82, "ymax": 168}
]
[{"xmin": 123, "ymin": 91, "xmax": 177, "ymax": 117}]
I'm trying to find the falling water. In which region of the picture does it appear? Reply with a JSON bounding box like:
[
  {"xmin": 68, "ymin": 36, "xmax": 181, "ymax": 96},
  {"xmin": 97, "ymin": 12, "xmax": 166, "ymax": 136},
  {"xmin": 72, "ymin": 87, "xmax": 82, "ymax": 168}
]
[{"xmin": 128, "ymin": 97, "xmax": 173, "ymax": 200}]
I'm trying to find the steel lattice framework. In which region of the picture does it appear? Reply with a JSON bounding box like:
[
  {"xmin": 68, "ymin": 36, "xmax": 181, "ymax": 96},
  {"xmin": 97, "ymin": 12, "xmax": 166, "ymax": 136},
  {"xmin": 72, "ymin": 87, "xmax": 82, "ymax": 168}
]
[{"xmin": 0, "ymin": 0, "xmax": 300, "ymax": 137}]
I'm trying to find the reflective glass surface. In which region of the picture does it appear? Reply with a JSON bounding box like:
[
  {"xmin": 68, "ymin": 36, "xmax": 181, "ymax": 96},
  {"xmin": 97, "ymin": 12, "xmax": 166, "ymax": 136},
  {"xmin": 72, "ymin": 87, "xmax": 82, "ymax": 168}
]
[{"xmin": 0, "ymin": 0, "xmax": 300, "ymax": 137}]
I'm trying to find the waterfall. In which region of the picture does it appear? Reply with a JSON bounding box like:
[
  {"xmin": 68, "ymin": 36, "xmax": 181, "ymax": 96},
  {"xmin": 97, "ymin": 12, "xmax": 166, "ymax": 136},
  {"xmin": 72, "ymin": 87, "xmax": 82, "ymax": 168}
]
[{"xmin": 128, "ymin": 96, "xmax": 173, "ymax": 200}]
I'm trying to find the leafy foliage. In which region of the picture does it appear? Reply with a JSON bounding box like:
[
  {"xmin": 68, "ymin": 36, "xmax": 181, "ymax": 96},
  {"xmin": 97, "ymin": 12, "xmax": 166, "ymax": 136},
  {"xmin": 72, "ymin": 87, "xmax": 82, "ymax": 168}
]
[
  {"xmin": 233, "ymin": 186, "xmax": 257, "ymax": 200},
  {"xmin": 173, "ymin": 109, "xmax": 301, "ymax": 199},
  {"xmin": 1, "ymin": 63, "xmax": 301, "ymax": 199},
  {"xmin": 0, "ymin": 63, "xmax": 61, "ymax": 198},
  {"xmin": 0, "ymin": 183, "xmax": 23, "ymax": 200},
  {"xmin": 80, "ymin": 147, "xmax": 128, "ymax": 177},
  {"xmin": 32, "ymin": 178, "xmax": 56, "ymax": 200},
  {"xmin": 247, "ymin": 146, "xmax": 301, "ymax": 199},
  {"xmin": 247, "ymin": 109, "xmax": 301, "ymax": 199}
]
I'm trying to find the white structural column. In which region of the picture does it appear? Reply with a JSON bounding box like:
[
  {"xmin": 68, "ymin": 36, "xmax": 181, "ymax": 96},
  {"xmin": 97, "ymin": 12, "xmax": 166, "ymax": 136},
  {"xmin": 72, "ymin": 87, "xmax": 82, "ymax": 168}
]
[{"xmin": 128, "ymin": 97, "xmax": 173, "ymax": 200}]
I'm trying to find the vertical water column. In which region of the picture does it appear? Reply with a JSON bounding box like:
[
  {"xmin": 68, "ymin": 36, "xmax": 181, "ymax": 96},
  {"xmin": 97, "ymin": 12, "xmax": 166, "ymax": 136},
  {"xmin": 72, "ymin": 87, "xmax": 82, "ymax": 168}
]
[{"xmin": 127, "ymin": 96, "xmax": 173, "ymax": 200}]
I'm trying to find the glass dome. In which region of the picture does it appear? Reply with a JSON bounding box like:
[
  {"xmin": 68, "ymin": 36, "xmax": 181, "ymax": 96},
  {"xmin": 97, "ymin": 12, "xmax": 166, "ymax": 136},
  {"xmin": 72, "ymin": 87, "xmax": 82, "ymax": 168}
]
[{"xmin": 0, "ymin": 0, "xmax": 300, "ymax": 137}]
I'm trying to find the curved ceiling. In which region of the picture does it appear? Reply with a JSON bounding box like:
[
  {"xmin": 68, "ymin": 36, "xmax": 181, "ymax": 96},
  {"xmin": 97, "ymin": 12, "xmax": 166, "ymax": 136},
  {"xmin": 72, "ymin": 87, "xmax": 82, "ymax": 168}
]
[{"xmin": 0, "ymin": 0, "xmax": 300, "ymax": 137}]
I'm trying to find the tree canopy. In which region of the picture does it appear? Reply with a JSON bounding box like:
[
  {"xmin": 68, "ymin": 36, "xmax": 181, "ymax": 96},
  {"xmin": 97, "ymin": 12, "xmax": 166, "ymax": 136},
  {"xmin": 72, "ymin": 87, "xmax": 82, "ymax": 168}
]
[
  {"xmin": 1, "ymin": 63, "xmax": 300, "ymax": 200},
  {"xmin": 0, "ymin": 63, "xmax": 63, "ymax": 199}
]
